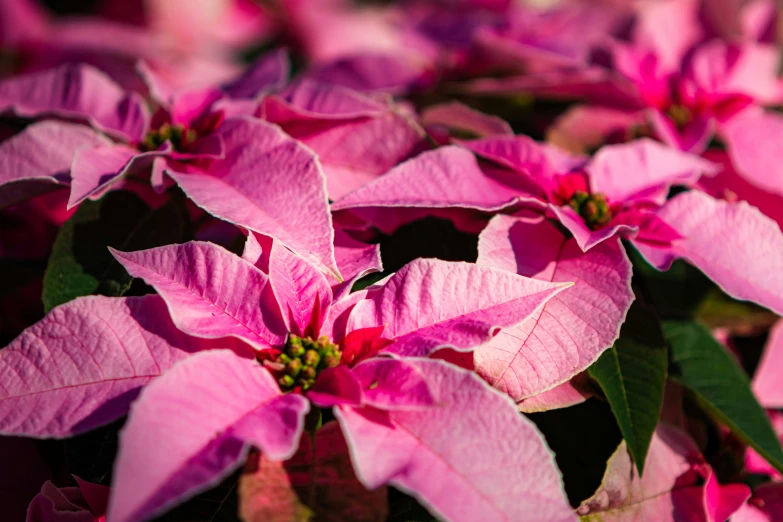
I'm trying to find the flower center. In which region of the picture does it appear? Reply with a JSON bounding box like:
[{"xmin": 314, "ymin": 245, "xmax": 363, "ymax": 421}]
[
  {"xmin": 665, "ymin": 104, "xmax": 692, "ymax": 129},
  {"xmin": 140, "ymin": 123, "xmax": 198, "ymax": 152},
  {"xmin": 274, "ymin": 334, "xmax": 342, "ymax": 391},
  {"xmin": 568, "ymin": 190, "xmax": 612, "ymax": 229}
]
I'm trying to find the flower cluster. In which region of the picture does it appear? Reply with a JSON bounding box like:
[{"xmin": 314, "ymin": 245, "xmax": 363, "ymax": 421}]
[
  {"xmin": 2, "ymin": 1, "xmax": 783, "ymax": 522},
  {"xmin": 268, "ymin": 334, "xmax": 343, "ymax": 391}
]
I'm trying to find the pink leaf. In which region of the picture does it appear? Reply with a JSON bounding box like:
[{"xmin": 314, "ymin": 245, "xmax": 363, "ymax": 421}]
[
  {"xmin": 68, "ymin": 144, "xmax": 139, "ymax": 209},
  {"xmin": 348, "ymin": 258, "xmax": 571, "ymax": 357},
  {"xmin": 262, "ymin": 80, "xmax": 423, "ymax": 200},
  {"xmin": 733, "ymin": 484, "xmax": 783, "ymax": 522},
  {"xmin": 0, "ymin": 121, "xmax": 110, "ymax": 208},
  {"xmin": 331, "ymin": 146, "xmax": 525, "ymax": 213},
  {"xmin": 687, "ymin": 41, "xmax": 782, "ymax": 106},
  {"xmin": 307, "ymin": 366, "xmax": 364, "ymax": 408},
  {"xmin": 547, "ymin": 105, "xmax": 646, "ymax": 153},
  {"xmin": 457, "ymin": 135, "xmax": 555, "ymax": 192},
  {"xmin": 332, "ymin": 229, "xmax": 382, "ymax": 302},
  {"xmin": 263, "ymin": 80, "xmax": 387, "ymax": 121},
  {"xmin": 108, "ymin": 350, "xmax": 309, "ymax": 522},
  {"xmin": 577, "ymin": 425, "xmax": 709, "ymax": 521},
  {"xmin": 549, "ymin": 203, "xmax": 636, "ymax": 252},
  {"xmin": 0, "ymin": 63, "xmax": 149, "ymax": 141},
  {"xmin": 632, "ymin": 0, "xmax": 703, "ymax": 72},
  {"xmin": 587, "ymin": 139, "xmax": 719, "ymax": 206},
  {"xmin": 26, "ymin": 481, "xmax": 99, "ymax": 522},
  {"xmin": 421, "ymin": 101, "xmax": 513, "ymax": 138},
  {"xmin": 111, "ymin": 241, "xmax": 286, "ymax": 349},
  {"xmin": 223, "ymin": 48, "xmax": 290, "ymax": 100},
  {"xmin": 753, "ymin": 320, "xmax": 783, "ymax": 408},
  {"xmin": 350, "ymin": 358, "xmax": 435, "ymax": 410},
  {"xmin": 635, "ymin": 190, "xmax": 783, "ymax": 316},
  {"xmin": 266, "ymin": 239, "xmax": 333, "ymax": 336},
  {"xmin": 301, "ymin": 111, "xmax": 423, "ymax": 200},
  {"xmin": 0, "ymin": 295, "xmax": 218, "ymax": 438},
  {"xmin": 336, "ymin": 359, "xmax": 574, "ymax": 522},
  {"xmin": 516, "ymin": 378, "xmax": 591, "ymax": 413},
  {"xmin": 168, "ymin": 117, "xmax": 339, "ymax": 278},
  {"xmin": 72, "ymin": 476, "xmax": 110, "ymax": 519},
  {"xmin": 475, "ymin": 215, "xmax": 634, "ymax": 400},
  {"xmin": 722, "ymin": 108, "xmax": 783, "ymax": 197},
  {"xmin": 704, "ymin": 470, "xmax": 751, "ymax": 522}
]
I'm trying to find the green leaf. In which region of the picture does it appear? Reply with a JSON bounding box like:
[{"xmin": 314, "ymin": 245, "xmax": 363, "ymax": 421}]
[
  {"xmin": 588, "ymin": 302, "xmax": 667, "ymax": 476},
  {"xmin": 663, "ymin": 320, "xmax": 783, "ymax": 473},
  {"xmin": 42, "ymin": 191, "xmax": 185, "ymax": 312}
]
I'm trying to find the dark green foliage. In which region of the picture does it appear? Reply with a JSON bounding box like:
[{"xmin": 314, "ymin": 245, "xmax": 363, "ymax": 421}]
[
  {"xmin": 664, "ymin": 321, "xmax": 783, "ymax": 473},
  {"xmin": 42, "ymin": 191, "xmax": 186, "ymax": 312},
  {"xmin": 588, "ymin": 301, "xmax": 667, "ymax": 475}
]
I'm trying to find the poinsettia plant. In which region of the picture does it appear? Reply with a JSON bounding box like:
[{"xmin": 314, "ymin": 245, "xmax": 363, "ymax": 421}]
[{"xmin": 2, "ymin": 1, "xmax": 783, "ymax": 521}]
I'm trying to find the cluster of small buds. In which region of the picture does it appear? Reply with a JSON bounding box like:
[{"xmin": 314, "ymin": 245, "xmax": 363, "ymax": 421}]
[
  {"xmin": 275, "ymin": 334, "xmax": 342, "ymax": 391},
  {"xmin": 569, "ymin": 190, "xmax": 612, "ymax": 229},
  {"xmin": 140, "ymin": 122, "xmax": 198, "ymax": 152},
  {"xmin": 666, "ymin": 103, "xmax": 693, "ymax": 129}
]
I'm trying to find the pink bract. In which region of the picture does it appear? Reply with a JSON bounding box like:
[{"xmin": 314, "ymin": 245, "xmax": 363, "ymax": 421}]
[
  {"xmin": 578, "ymin": 424, "xmax": 749, "ymax": 521},
  {"xmin": 258, "ymin": 80, "xmax": 424, "ymax": 199},
  {"xmin": 335, "ymin": 134, "xmax": 783, "ymax": 317},
  {"xmin": 475, "ymin": 213, "xmax": 634, "ymax": 401}
]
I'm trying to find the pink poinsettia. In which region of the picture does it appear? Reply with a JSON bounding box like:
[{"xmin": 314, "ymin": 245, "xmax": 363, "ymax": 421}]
[
  {"xmin": 577, "ymin": 424, "xmax": 750, "ymax": 521},
  {"xmin": 0, "ymin": 237, "xmax": 576, "ymax": 522},
  {"xmin": 548, "ymin": 1, "xmax": 783, "ymax": 195},
  {"xmin": 0, "ymin": 59, "xmax": 348, "ymax": 277},
  {"xmin": 334, "ymin": 136, "xmax": 783, "ymax": 317},
  {"xmin": 27, "ymin": 477, "xmax": 110, "ymax": 522}
]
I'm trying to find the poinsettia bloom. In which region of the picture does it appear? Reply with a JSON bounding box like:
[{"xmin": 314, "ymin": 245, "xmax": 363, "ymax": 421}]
[
  {"xmin": 0, "ymin": 237, "xmax": 575, "ymax": 522},
  {"xmin": 549, "ymin": 1, "xmax": 783, "ymax": 195},
  {"xmin": 27, "ymin": 477, "xmax": 109, "ymax": 522},
  {"xmin": 335, "ymin": 135, "xmax": 783, "ymax": 317},
  {"xmin": 0, "ymin": 58, "xmax": 349, "ymax": 278},
  {"xmin": 578, "ymin": 424, "xmax": 750, "ymax": 521}
]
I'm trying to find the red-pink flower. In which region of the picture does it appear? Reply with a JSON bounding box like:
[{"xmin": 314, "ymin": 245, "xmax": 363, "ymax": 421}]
[
  {"xmin": 334, "ymin": 135, "xmax": 783, "ymax": 318},
  {"xmin": 0, "ymin": 237, "xmax": 575, "ymax": 522}
]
